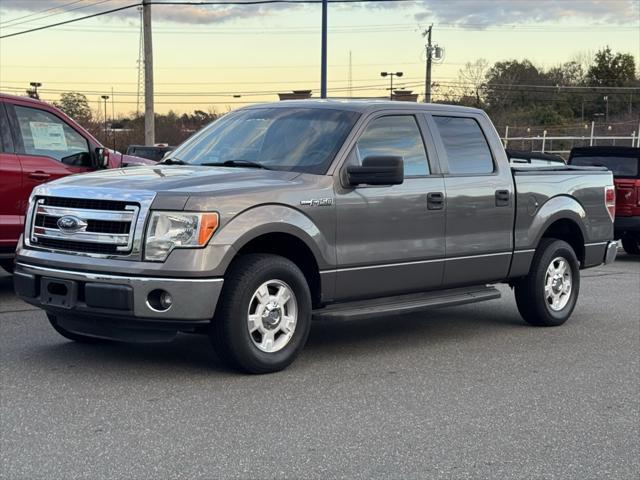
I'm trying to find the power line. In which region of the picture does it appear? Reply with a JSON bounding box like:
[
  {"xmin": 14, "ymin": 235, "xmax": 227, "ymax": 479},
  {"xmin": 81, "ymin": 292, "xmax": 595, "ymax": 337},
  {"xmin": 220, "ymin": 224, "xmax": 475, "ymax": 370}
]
[
  {"xmin": 0, "ymin": 3, "xmax": 140, "ymax": 39},
  {"xmin": 0, "ymin": 0, "xmax": 437, "ymax": 39},
  {"xmin": 0, "ymin": 0, "xmax": 88, "ymax": 26},
  {"xmin": 0, "ymin": 0, "xmax": 114, "ymax": 29}
]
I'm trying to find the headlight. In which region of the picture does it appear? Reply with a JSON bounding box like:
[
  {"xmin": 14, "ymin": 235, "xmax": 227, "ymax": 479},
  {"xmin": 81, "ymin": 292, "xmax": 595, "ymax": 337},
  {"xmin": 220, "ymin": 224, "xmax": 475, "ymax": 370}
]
[{"xmin": 144, "ymin": 211, "xmax": 219, "ymax": 261}]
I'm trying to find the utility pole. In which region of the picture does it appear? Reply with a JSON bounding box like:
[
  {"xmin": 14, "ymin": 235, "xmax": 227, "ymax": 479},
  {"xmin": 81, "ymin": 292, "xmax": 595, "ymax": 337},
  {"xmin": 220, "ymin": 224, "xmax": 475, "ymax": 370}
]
[
  {"xmin": 423, "ymin": 25, "xmax": 433, "ymax": 103},
  {"xmin": 320, "ymin": 0, "xmax": 328, "ymax": 98},
  {"xmin": 142, "ymin": 0, "xmax": 155, "ymax": 145},
  {"xmin": 101, "ymin": 95, "xmax": 109, "ymax": 141}
]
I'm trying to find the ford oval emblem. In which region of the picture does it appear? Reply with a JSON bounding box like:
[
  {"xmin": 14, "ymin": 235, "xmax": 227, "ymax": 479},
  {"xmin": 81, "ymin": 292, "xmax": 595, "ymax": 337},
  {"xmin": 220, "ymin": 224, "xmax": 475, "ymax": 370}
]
[{"xmin": 57, "ymin": 215, "xmax": 88, "ymax": 234}]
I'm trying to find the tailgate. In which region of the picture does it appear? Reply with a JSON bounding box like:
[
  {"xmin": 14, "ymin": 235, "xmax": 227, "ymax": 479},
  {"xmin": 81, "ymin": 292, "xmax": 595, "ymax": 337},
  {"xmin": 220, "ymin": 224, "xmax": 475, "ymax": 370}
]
[{"xmin": 615, "ymin": 178, "xmax": 640, "ymax": 216}]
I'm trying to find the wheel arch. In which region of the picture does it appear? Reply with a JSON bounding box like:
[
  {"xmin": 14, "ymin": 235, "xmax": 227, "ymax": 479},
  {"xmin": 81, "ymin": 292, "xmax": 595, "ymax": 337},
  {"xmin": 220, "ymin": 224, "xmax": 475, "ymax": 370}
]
[{"xmin": 211, "ymin": 205, "xmax": 332, "ymax": 308}]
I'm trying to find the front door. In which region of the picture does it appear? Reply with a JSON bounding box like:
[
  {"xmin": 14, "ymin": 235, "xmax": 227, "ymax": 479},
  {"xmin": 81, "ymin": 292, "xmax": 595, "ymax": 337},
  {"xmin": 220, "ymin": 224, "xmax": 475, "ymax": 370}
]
[
  {"xmin": 0, "ymin": 102, "xmax": 23, "ymax": 251},
  {"xmin": 334, "ymin": 114, "xmax": 446, "ymax": 301}
]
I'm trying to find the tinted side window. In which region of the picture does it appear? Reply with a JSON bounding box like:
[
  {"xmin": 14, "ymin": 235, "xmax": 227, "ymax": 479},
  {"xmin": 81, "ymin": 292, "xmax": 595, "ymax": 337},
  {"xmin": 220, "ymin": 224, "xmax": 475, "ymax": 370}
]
[
  {"xmin": 14, "ymin": 105, "xmax": 89, "ymax": 163},
  {"xmin": 350, "ymin": 115, "xmax": 429, "ymax": 176},
  {"xmin": 433, "ymin": 116, "xmax": 493, "ymax": 174}
]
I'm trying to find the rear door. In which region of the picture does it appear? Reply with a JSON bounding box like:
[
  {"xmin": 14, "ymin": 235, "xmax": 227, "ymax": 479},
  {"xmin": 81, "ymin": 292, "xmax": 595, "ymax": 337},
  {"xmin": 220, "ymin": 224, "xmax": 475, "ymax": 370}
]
[
  {"xmin": 6, "ymin": 102, "xmax": 94, "ymax": 209},
  {"xmin": 334, "ymin": 113, "xmax": 446, "ymax": 300},
  {"xmin": 427, "ymin": 112, "xmax": 514, "ymax": 286},
  {"xmin": 0, "ymin": 101, "xmax": 23, "ymax": 251}
]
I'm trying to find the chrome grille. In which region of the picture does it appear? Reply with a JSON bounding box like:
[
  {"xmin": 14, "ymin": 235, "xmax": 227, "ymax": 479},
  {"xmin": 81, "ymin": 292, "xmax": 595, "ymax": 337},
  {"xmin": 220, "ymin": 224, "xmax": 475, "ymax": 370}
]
[{"xmin": 30, "ymin": 197, "xmax": 140, "ymax": 254}]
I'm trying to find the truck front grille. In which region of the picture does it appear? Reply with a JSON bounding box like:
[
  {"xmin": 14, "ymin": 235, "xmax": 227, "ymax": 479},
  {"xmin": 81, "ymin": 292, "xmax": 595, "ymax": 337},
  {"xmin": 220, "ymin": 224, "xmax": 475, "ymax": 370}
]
[{"xmin": 30, "ymin": 197, "xmax": 140, "ymax": 255}]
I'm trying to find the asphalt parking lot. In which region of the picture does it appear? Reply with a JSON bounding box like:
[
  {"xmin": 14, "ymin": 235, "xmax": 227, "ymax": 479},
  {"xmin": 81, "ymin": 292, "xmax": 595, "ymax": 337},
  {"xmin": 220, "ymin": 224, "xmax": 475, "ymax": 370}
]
[{"xmin": 1, "ymin": 254, "xmax": 638, "ymax": 480}]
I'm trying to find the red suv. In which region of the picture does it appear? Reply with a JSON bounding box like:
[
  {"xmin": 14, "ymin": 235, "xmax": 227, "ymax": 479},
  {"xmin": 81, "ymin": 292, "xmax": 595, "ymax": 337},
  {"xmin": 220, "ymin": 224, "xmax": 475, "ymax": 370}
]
[
  {"xmin": 569, "ymin": 146, "xmax": 640, "ymax": 255},
  {"xmin": 0, "ymin": 93, "xmax": 152, "ymax": 273}
]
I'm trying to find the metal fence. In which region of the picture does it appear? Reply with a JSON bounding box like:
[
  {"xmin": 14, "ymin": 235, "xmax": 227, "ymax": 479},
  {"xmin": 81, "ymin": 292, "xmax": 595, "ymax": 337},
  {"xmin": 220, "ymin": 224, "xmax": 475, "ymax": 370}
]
[{"xmin": 501, "ymin": 121, "xmax": 640, "ymax": 156}]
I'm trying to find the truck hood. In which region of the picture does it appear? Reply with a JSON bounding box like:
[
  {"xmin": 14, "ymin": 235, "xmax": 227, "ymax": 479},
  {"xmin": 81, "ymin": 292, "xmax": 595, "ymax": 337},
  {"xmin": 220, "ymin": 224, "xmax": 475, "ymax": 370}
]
[{"xmin": 45, "ymin": 165, "xmax": 301, "ymax": 195}]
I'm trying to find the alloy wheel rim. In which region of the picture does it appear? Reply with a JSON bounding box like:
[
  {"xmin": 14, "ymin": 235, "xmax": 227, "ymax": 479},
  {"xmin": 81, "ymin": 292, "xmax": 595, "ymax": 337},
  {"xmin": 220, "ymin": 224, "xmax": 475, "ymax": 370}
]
[
  {"xmin": 247, "ymin": 279, "xmax": 298, "ymax": 353},
  {"xmin": 544, "ymin": 256, "xmax": 572, "ymax": 312}
]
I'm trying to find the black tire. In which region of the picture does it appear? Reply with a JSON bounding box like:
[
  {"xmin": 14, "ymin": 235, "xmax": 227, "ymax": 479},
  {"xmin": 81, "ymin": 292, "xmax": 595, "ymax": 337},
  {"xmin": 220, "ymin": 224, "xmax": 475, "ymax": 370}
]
[
  {"xmin": 514, "ymin": 238, "xmax": 580, "ymax": 327},
  {"xmin": 621, "ymin": 236, "xmax": 640, "ymax": 255},
  {"xmin": 47, "ymin": 314, "xmax": 111, "ymax": 344},
  {"xmin": 210, "ymin": 254, "xmax": 312, "ymax": 374},
  {"xmin": 0, "ymin": 259, "xmax": 14, "ymax": 274}
]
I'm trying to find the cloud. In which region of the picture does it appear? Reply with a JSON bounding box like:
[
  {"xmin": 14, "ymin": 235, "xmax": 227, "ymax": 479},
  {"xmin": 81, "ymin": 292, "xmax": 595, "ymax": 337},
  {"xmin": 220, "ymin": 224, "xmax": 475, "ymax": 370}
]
[
  {"xmin": 413, "ymin": 0, "xmax": 639, "ymax": 27},
  {"xmin": 1, "ymin": 0, "xmax": 638, "ymax": 27}
]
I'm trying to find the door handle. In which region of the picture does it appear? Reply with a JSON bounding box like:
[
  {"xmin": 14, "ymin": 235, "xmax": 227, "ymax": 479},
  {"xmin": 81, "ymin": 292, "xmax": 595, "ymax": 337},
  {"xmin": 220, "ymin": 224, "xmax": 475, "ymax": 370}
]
[
  {"xmin": 28, "ymin": 171, "xmax": 51, "ymax": 181},
  {"xmin": 495, "ymin": 189, "xmax": 510, "ymax": 206},
  {"xmin": 427, "ymin": 192, "xmax": 445, "ymax": 210}
]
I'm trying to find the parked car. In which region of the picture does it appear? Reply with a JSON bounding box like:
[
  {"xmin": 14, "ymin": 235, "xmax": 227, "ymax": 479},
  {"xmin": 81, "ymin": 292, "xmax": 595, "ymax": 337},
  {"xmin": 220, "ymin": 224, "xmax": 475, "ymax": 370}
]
[
  {"xmin": 0, "ymin": 93, "xmax": 154, "ymax": 273},
  {"xmin": 126, "ymin": 144, "xmax": 176, "ymax": 162},
  {"xmin": 568, "ymin": 146, "xmax": 640, "ymax": 255},
  {"xmin": 506, "ymin": 149, "xmax": 566, "ymax": 166},
  {"xmin": 13, "ymin": 101, "xmax": 616, "ymax": 373}
]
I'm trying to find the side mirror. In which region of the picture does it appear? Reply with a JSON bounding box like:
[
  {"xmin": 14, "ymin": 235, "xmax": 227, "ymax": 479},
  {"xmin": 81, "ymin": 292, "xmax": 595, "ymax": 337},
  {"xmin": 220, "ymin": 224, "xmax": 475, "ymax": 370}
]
[
  {"xmin": 347, "ymin": 156, "xmax": 404, "ymax": 186},
  {"xmin": 94, "ymin": 147, "xmax": 109, "ymax": 169}
]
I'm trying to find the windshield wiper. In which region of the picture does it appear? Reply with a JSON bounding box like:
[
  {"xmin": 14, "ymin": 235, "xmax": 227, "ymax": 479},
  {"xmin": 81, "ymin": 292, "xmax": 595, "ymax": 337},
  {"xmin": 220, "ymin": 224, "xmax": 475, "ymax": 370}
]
[
  {"xmin": 160, "ymin": 157, "xmax": 187, "ymax": 165},
  {"xmin": 200, "ymin": 160, "xmax": 271, "ymax": 170}
]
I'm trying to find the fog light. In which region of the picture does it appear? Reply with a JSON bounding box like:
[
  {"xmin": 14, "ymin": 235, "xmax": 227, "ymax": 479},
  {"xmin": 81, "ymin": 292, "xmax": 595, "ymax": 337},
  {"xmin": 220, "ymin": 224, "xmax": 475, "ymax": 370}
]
[{"xmin": 147, "ymin": 289, "xmax": 173, "ymax": 312}]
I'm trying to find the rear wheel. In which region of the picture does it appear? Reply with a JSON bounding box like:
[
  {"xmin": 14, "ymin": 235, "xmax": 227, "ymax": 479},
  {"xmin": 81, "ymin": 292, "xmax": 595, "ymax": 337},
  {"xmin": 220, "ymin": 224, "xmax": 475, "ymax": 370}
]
[
  {"xmin": 210, "ymin": 254, "xmax": 312, "ymax": 374},
  {"xmin": 621, "ymin": 236, "xmax": 640, "ymax": 255},
  {"xmin": 47, "ymin": 314, "xmax": 111, "ymax": 344},
  {"xmin": 514, "ymin": 239, "xmax": 580, "ymax": 327}
]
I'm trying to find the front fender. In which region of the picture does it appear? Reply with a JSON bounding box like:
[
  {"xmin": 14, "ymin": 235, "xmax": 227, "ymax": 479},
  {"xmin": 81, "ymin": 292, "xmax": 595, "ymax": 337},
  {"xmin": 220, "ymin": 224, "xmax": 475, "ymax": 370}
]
[{"xmin": 210, "ymin": 204, "xmax": 335, "ymax": 273}]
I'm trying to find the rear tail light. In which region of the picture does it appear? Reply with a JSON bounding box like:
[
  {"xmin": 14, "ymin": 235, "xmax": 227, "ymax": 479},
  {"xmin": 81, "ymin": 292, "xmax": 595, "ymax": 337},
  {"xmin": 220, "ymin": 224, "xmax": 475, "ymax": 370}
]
[
  {"xmin": 637, "ymin": 186, "xmax": 640, "ymax": 206},
  {"xmin": 605, "ymin": 186, "xmax": 616, "ymax": 221}
]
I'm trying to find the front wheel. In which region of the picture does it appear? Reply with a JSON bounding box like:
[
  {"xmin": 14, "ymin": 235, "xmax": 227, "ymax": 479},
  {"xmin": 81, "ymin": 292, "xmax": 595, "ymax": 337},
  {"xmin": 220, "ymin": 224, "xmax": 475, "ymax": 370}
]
[
  {"xmin": 514, "ymin": 239, "xmax": 580, "ymax": 327},
  {"xmin": 621, "ymin": 236, "xmax": 640, "ymax": 255},
  {"xmin": 210, "ymin": 254, "xmax": 312, "ymax": 374}
]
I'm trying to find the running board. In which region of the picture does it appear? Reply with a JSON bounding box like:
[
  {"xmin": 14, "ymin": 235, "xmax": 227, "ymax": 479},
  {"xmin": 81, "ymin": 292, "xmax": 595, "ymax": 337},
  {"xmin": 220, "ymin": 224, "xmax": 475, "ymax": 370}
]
[{"xmin": 313, "ymin": 285, "xmax": 501, "ymax": 322}]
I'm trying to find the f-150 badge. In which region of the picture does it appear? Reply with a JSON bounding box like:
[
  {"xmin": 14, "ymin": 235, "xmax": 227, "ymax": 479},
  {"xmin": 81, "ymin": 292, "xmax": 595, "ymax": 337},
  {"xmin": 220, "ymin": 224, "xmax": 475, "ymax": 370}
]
[{"xmin": 300, "ymin": 198, "xmax": 333, "ymax": 207}]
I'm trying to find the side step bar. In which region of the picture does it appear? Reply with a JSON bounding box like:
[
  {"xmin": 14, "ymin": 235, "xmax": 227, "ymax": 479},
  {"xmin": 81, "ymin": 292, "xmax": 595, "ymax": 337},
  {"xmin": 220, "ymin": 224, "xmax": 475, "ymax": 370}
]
[{"xmin": 313, "ymin": 285, "xmax": 501, "ymax": 322}]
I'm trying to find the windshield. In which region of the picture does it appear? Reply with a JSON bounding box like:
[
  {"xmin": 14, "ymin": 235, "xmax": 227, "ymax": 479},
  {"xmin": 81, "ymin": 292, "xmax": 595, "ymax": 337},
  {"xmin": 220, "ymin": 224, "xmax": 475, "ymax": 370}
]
[
  {"xmin": 169, "ymin": 107, "xmax": 360, "ymax": 174},
  {"xmin": 570, "ymin": 156, "xmax": 639, "ymax": 178}
]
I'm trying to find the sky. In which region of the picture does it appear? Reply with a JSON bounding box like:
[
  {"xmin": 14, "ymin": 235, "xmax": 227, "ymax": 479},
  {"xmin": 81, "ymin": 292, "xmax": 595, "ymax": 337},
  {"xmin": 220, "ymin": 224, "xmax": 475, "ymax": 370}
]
[{"xmin": 0, "ymin": 0, "xmax": 638, "ymax": 117}]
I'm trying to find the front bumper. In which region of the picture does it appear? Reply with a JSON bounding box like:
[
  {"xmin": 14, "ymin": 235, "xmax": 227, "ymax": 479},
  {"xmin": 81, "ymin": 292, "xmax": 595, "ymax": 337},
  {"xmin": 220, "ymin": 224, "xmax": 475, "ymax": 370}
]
[{"xmin": 14, "ymin": 262, "xmax": 223, "ymax": 323}]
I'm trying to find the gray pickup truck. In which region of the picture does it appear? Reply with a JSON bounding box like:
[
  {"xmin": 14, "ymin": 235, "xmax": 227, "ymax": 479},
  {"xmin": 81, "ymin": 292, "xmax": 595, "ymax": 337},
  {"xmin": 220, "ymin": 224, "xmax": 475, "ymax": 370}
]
[{"xmin": 14, "ymin": 101, "xmax": 617, "ymax": 373}]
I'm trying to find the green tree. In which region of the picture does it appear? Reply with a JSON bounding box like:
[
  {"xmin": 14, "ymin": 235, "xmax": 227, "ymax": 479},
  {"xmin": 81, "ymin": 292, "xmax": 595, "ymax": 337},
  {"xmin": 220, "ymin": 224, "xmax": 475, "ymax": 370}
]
[
  {"xmin": 586, "ymin": 46, "xmax": 636, "ymax": 87},
  {"xmin": 55, "ymin": 92, "xmax": 92, "ymax": 125}
]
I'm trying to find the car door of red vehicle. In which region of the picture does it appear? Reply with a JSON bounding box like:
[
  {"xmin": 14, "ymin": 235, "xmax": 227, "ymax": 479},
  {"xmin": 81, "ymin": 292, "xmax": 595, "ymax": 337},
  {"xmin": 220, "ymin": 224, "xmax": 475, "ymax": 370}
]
[
  {"xmin": 0, "ymin": 102, "xmax": 24, "ymax": 252},
  {"xmin": 6, "ymin": 102, "xmax": 94, "ymax": 217}
]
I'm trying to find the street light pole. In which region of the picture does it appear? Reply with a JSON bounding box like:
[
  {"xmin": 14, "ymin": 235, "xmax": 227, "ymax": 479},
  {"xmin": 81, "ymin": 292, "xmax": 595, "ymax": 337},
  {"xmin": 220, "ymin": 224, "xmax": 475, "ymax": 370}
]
[
  {"xmin": 101, "ymin": 95, "xmax": 109, "ymax": 141},
  {"xmin": 603, "ymin": 95, "xmax": 609, "ymax": 123},
  {"xmin": 380, "ymin": 72, "xmax": 403, "ymax": 100},
  {"xmin": 320, "ymin": 0, "xmax": 328, "ymax": 99}
]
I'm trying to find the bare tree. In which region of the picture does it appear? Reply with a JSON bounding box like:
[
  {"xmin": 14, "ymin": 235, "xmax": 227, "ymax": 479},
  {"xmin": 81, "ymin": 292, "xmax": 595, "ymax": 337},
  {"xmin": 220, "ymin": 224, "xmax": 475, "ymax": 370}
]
[{"xmin": 458, "ymin": 58, "xmax": 489, "ymax": 106}]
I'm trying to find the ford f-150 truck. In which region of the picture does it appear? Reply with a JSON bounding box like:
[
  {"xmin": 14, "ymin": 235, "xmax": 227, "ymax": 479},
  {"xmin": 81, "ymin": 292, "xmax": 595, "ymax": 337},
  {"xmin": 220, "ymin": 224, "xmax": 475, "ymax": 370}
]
[
  {"xmin": 13, "ymin": 101, "xmax": 617, "ymax": 373},
  {"xmin": 568, "ymin": 146, "xmax": 640, "ymax": 255},
  {"xmin": 0, "ymin": 93, "xmax": 153, "ymax": 273}
]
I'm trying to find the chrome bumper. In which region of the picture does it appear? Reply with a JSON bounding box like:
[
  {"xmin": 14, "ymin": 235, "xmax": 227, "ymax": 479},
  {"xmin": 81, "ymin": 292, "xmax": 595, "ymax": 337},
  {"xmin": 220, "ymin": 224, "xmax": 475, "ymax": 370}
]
[
  {"xmin": 604, "ymin": 241, "xmax": 618, "ymax": 265},
  {"xmin": 14, "ymin": 263, "xmax": 223, "ymax": 321}
]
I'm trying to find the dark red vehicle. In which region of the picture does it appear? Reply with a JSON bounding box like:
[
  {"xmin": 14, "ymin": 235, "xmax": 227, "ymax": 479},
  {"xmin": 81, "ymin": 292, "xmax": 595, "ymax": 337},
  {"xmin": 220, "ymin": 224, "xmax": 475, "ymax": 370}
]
[
  {"xmin": 569, "ymin": 146, "xmax": 640, "ymax": 255},
  {"xmin": 0, "ymin": 93, "xmax": 153, "ymax": 272}
]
